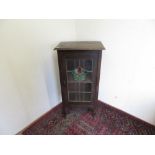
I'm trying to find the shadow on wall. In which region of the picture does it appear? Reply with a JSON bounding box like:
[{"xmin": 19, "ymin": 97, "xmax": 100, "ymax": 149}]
[
  {"xmin": 42, "ymin": 42, "xmax": 62, "ymax": 107},
  {"xmin": 51, "ymin": 43, "xmax": 62, "ymax": 101},
  {"xmin": 151, "ymin": 102, "xmax": 155, "ymax": 124}
]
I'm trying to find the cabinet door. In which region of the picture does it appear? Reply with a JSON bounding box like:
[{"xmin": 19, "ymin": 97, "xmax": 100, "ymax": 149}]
[{"xmin": 64, "ymin": 51, "xmax": 98, "ymax": 103}]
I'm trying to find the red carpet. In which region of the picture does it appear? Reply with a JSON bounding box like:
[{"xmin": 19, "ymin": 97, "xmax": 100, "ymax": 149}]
[{"xmin": 21, "ymin": 101, "xmax": 155, "ymax": 135}]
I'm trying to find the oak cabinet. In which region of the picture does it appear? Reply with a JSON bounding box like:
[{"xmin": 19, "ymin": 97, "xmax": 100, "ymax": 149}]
[{"xmin": 54, "ymin": 41, "xmax": 105, "ymax": 117}]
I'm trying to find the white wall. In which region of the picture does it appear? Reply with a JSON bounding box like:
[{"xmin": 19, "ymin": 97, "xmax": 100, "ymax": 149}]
[
  {"xmin": 0, "ymin": 20, "xmax": 76, "ymax": 134},
  {"xmin": 76, "ymin": 20, "xmax": 155, "ymax": 125},
  {"xmin": 1, "ymin": 20, "xmax": 155, "ymax": 134}
]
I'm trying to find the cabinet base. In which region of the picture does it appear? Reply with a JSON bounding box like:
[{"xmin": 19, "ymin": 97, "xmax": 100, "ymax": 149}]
[{"xmin": 62, "ymin": 105, "xmax": 95, "ymax": 118}]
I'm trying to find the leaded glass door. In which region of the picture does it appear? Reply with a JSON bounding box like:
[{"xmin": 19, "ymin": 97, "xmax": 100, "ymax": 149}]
[{"xmin": 65, "ymin": 55, "xmax": 97, "ymax": 103}]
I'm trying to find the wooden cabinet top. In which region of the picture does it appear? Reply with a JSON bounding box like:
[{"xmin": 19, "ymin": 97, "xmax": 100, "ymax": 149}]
[{"xmin": 54, "ymin": 41, "xmax": 105, "ymax": 51}]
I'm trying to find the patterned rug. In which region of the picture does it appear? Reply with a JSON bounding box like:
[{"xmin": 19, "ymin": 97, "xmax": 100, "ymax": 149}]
[{"xmin": 22, "ymin": 101, "xmax": 155, "ymax": 135}]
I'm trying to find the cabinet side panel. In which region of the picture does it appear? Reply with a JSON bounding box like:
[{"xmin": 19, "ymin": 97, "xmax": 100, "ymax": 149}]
[
  {"xmin": 57, "ymin": 51, "xmax": 68, "ymax": 106},
  {"xmin": 95, "ymin": 51, "xmax": 102, "ymax": 102}
]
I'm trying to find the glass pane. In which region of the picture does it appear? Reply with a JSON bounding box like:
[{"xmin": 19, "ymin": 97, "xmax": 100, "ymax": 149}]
[
  {"xmin": 67, "ymin": 60, "xmax": 74, "ymax": 70},
  {"xmin": 86, "ymin": 72, "xmax": 92, "ymax": 82},
  {"xmin": 67, "ymin": 72, "xmax": 74, "ymax": 81},
  {"xmin": 80, "ymin": 83, "xmax": 92, "ymax": 92},
  {"xmin": 80, "ymin": 59, "xmax": 85, "ymax": 68},
  {"xmin": 69, "ymin": 93, "xmax": 92, "ymax": 102},
  {"xmin": 69, "ymin": 93, "xmax": 79, "ymax": 101},
  {"xmin": 79, "ymin": 93, "xmax": 92, "ymax": 101},
  {"xmin": 66, "ymin": 59, "xmax": 79, "ymax": 71},
  {"xmin": 74, "ymin": 60, "xmax": 79, "ymax": 69},
  {"xmin": 85, "ymin": 60, "xmax": 93, "ymax": 71},
  {"xmin": 68, "ymin": 83, "xmax": 79, "ymax": 92}
]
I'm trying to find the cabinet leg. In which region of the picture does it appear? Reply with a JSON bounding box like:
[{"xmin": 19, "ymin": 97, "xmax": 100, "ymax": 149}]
[
  {"xmin": 62, "ymin": 105, "xmax": 67, "ymax": 118},
  {"xmin": 87, "ymin": 108, "xmax": 95, "ymax": 117},
  {"xmin": 91, "ymin": 109, "xmax": 95, "ymax": 118},
  {"xmin": 62, "ymin": 109, "xmax": 66, "ymax": 118}
]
